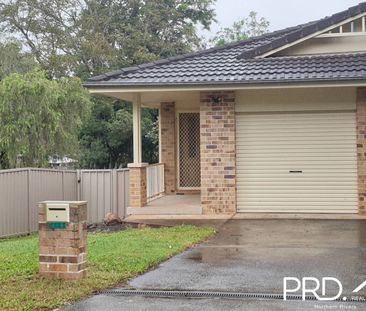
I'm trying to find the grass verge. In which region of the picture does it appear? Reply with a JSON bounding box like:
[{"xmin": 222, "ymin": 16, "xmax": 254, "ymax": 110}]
[{"xmin": 0, "ymin": 225, "xmax": 215, "ymax": 311}]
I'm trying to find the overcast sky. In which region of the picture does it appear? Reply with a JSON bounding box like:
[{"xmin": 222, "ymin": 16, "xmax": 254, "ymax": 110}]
[{"xmin": 202, "ymin": 0, "xmax": 362, "ymax": 38}]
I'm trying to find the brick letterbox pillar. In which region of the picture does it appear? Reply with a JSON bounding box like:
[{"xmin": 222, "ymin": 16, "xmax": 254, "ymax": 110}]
[{"xmin": 38, "ymin": 201, "xmax": 88, "ymax": 280}]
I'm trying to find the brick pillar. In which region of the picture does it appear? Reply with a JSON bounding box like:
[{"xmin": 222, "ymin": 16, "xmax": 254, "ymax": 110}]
[
  {"xmin": 357, "ymin": 88, "xmax": 366, "ymax": 215},
  {"xmin": 38, "ymin": 201, "xmax": 87, "ymax": 280},
  {"xmin": 128, "ymin": 163, "xmax": 148, "ymax": 207},
  {"xmin": 160, "ymin": 102, "xmax": 176, "ymax": 194},
  {"xmin": 200, "ymin": 91, "xmax": 236, "ymax": 214}
]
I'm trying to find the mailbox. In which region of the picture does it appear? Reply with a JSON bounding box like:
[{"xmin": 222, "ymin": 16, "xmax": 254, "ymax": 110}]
[{"xmin": 46, "ymin": 203, "xmax": 70, "ymax": 229}]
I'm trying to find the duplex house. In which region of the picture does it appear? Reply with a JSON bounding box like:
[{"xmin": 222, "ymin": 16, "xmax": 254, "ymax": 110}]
[{"xmin": 85, "ymin": 3, "xmax": 366, "ymax": 217}]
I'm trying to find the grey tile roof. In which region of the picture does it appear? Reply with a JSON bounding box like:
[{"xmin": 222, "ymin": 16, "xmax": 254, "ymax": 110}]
[{"xmin": 85, "ymin": 2, "xmax": 366, "ymax": 87}]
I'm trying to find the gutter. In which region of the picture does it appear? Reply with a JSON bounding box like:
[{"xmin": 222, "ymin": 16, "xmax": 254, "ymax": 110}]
[{"xmin": 84, "ymin": 78, "xmax": 366, "ymax": 93}]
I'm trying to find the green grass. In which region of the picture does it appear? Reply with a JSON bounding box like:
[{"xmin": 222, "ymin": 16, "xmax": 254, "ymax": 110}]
[{"xmin": 0, "ymin": 225, "xmax": 215, "ymax": 311}]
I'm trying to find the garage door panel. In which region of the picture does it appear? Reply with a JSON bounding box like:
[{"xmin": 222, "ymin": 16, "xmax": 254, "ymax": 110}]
[
  {"xmin": 236, "ymin": 201, "xmax": 357, "ymax": 207},
  {"xmin": 237, "ymin": 139, "xmax": 356, "ymax": 145},
  {"xmin": 237, "ymin": 127, "xmax": 355, "ymax": 134},
  {"xmin": 237, "ymin": 147, "xmax": 356, "ymax": 153},
  {"xmin": 236, "ymin": 111, "xmax": 358, "ymax": 213},
  {"xmin": 242, "ymin": 208, "xmax": 356, "ymax": 213},
  {"xmin": 237, "ymin": 112, "xmax": 355, "ymax": 120}
]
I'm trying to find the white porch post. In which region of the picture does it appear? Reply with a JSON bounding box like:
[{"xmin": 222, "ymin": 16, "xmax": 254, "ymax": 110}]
[
  {"xmin": 132, "ymin": 93, "xmax": 142, "ymax": 164},
  {"xmin": 128, "ymin": 93, "xmax": 148, "ymax": 208}
]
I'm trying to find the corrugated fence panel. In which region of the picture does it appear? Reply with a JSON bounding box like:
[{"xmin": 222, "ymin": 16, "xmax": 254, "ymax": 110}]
[
  {"xmin": 80, "ymin": 170, "xmax": 127, "ymax": 224},
  {"xmin": 0, "ymin": 168, "xmax": 129, "ymax": 237},
  {"xmin": 28, "ymin": 169, "xmax": 78, "ymax": 232},
  {"xmin": 117, "ymin": 169, "xmax": 129, "ymax": 219},
  {"xmin": 63, "ymin": 171, "xmax": 78, "ymax": 201},
  {"xmin": 0, "ymin": 169, "xmax": 29, "ymax": 237}
]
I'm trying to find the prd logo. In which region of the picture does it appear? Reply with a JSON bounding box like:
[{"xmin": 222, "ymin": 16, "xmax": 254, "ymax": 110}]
[{"xmin": 283, "ymin": 277, "xmax": 366, "ymax": 301}]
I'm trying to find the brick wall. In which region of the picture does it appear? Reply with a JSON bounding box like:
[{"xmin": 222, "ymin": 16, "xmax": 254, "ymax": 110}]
[
  {"xmin": 200, "ymin": 91, "xmax": 236, "ymax": 214},
  {"xmin": 160, "ymin": 102, "xmax": 176, "ymax": 194},
  {"xmin": 38, "ymin": 202, "xmax": 87, "ymax": 280},
  {"xmin": 357, "ymin": 88, "xmax": 366, "ymax": 215},
  {"xmin": 128, "ymin": 164, "xmax": 147, "ymax": 207}
]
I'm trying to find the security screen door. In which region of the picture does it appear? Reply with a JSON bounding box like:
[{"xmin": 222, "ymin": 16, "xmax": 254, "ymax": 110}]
[{"xmin": 178, "ymin": 112, "xmax": 201, "ymax": 189}]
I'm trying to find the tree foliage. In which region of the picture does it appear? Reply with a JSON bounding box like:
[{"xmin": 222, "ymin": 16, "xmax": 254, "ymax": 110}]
[
  {"xmin": 0, "ymin": 41, "xmax": 37, "ymax": 79},
  {"xmin": 0, "ymin": 69, "xmax": 91, "ymax": 168},
  {"xmin": 0, "ymin": 0, "xmax": 217, "ymax": 79},
  {"xmin": 211, "ymin": 11, "xmax": 269, "ymax": 47},
  {"xmin": 79, "ymin": 99, "xmax": 158, "ymax": 168},
  {"xmin": 0, "ymin": 0, "xmax": 218, "ymax": 168}
]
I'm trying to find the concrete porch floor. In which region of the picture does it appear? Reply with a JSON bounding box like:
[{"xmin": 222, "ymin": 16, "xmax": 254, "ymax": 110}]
[{"xmin": 127, "ymin": 194, "xmax": 202, "ymax": 216}]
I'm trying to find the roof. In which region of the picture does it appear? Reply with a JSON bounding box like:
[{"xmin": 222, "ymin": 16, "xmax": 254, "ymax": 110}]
[{"xmin": 85, "ymin": 2, "xmax": 366, "ymax": 88}]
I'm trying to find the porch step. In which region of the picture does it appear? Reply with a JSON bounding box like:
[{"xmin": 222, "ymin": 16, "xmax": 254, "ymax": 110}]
[{"xmin": 127, "ymin": 194, "xmax": 202, "ymax": 215}]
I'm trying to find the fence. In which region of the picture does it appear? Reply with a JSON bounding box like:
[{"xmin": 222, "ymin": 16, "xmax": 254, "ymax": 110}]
[
  {"xmin": 146, "ymin": 163, "xmax": 165, "ymax": 201},
  {"xmin": 0, "ymin": 168, "xmax": 129, "ymax": 238},
  {"xmin": 79, "ymin": 169, "xmax": 129, "ymax": 224}
]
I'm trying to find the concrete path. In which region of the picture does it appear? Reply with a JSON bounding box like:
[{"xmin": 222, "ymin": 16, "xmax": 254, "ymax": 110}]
[{"xmin": 65, "ymin": 219, "xmax": 366, "ymax": 310}]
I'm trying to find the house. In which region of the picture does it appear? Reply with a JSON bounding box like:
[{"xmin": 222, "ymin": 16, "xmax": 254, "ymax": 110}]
[
  {"xmin": 49, "ymin": 156, "xmax": 78, "ymax": 169},
  {"xmin": 84, "ymin": 3, "xmax": 366, "ymax": 217}
]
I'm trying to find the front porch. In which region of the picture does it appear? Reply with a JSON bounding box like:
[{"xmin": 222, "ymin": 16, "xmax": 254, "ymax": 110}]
[
  {"xmin": 126, "ymin": 91, "xmax": 236, "ymax": 216},
  {"xmin": 127, "ymin": 194, "xmax": 202, "ymax": 215}
]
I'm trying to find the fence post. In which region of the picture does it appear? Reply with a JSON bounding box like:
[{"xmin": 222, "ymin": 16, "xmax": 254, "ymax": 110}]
[
  {"xmin": 112, "ymin": 170, "xmax": 118, "ymax": 216},
  {"xmin": 62, "ymin": 170, "xmax": 65, "ymax": 200},
  {"xmin": 77, "ymin": 169, "xmax": 81, "ymax": 201},
  {"xmin": 27, "ymin": 169, "xmax": 31, "ymax": 235}
]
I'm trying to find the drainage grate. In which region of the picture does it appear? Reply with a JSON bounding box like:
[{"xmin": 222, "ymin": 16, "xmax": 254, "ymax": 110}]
[{"xmin": 101, "ymin": 289, "xmax": 363, "ymax": 303}]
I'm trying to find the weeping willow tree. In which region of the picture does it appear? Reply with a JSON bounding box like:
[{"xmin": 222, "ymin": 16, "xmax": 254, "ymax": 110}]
[{"xmin": 0, "ymin": 69, "xmax": 91, "ymax": 168}]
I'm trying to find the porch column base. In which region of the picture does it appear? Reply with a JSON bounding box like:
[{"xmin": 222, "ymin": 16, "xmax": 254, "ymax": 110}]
[{"xmin": 128, "ymin": 163, "xmax": 148, "ymax": 208}]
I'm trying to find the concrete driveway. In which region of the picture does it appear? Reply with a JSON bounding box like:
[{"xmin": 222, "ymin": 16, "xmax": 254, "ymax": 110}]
[{"xmin": 65, "ymin": 219, "xmax": 366, "ymax": 310}]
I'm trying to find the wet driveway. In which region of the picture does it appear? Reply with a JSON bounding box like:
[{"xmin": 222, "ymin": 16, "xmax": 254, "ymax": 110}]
[{"xmin": 65, "ymin": 219, "xmax": 366, "ymax": 310}]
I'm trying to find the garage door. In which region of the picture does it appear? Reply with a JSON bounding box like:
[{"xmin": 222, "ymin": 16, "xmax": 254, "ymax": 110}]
[{"xmin": 236, "ymin": 111, "xmax": 358, "ymax": 213}]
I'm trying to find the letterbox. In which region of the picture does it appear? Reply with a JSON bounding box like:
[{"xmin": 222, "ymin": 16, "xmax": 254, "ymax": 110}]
[{"xmin": 46, "ymin": 203, "xmax": 70, "ymax": 229}]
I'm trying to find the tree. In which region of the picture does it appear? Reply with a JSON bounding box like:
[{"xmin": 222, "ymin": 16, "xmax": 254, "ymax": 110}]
[
  {"xmin": 211, "ymin": 11, "xmax": 269, "ymax": 47},
  {"xmin": 0, "ymin": 0, "xmax": 217, "ymax": 79},
  {"xmin": 0, "ymin": 69, "xmax": 91, "ymax": 168},
  {"xmin": 79, "ymin": 99, "xmax": 159, "ymax": 169},
  {"xmin": 0, "ymin": 1, "xmax": 217, "ymax": 168},
  {"xmin": 0, "ymin": 41, "xmax": 37, "ymax": 79}
]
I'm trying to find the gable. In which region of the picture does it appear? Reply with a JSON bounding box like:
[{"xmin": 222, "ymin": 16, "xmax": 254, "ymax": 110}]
[
  {"xmin": 275, "ymin": 35, "xmax": 366, "ymax": 56},
  {"xmin": 271, "ymin": 14, "xmax": 366, "ymax": 57}
]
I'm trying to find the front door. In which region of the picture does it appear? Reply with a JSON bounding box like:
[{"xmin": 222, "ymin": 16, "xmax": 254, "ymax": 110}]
[{"xmin": 178, "ymin": 112, "xmax": 201, "ymax": 190}]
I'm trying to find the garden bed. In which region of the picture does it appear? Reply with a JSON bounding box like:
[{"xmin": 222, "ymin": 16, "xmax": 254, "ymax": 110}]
[{"xmin": 87, "ymin": 221, "xmax": 172, "ymax": 233}]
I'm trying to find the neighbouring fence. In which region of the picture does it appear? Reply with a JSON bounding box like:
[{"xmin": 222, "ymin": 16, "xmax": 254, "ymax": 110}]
[
  {"xmin": 0, "ymin": 168, "xmax": 129, "ymax": 238},
  {"xmin": 79, "ymin": 169, "xmax": 129, "ymax": 224},
  {"xmin": 146, "ymin": 163, "xmax": 165, "ymax": 201}
]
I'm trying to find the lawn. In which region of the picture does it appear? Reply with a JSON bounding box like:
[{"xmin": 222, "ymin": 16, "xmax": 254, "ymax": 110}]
[{"xmin": 0, "ymin": 225, "xmax": 215, "ymax": 311}]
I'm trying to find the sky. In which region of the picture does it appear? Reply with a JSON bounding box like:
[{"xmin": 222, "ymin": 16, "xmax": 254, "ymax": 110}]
[{"xmin": 201, "ymin": 0, "xmax": 363, "ymax": 39}]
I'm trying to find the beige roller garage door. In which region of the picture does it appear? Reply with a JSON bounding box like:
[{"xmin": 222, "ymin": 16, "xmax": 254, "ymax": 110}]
[{"xmin": 236, "ymin": 111, "xmax": 358, "ymax": 213}]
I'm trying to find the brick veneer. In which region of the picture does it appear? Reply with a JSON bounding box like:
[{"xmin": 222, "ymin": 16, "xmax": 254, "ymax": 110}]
[
  {"xmin": 128, "ymin": 163, "xmax": 148, "ymax": 207},
  {"xmin": 357, "ymin": 88, "xmax": 366, "ymax": 215},
  {"xmin": 200, "ymin": 91, "xmax": 236, "ymax": 214},
  {"xmin": 38, "ymin": 201, "xmax": 87, "ymax": 280},
  {"xmin": 160, "ymin": 102, "xmax": 176, "ymax": 194}
]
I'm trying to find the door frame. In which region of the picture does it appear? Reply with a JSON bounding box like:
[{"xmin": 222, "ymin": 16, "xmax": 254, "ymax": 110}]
[{"xmin": 176, "ymin": 110, "xmax": 201, "ymax": 191}]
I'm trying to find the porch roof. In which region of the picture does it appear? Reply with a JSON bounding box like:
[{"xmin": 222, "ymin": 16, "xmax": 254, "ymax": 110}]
[{"xmin": 84, "ymin": 3, "xmax": 366, "ymax": 89}]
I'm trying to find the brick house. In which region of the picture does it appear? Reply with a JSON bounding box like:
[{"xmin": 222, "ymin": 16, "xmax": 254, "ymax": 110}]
[{"xmin": 85, "ymin": 3, "xmax": 366, "ymax": 217}]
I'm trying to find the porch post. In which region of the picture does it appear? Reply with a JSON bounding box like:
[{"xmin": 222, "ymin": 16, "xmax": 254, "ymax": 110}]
[
  {"xmin": 128, "ymin": 93, "xmax": 148, "ymax": 208},
  {"xmin": 160, "ymin": 102, "xmax": 176, "ymax": 194},
  {"xmin": 132, "ymin": 93, "xmax": 142, "ymax": 164}
]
